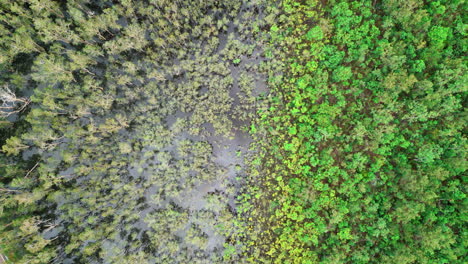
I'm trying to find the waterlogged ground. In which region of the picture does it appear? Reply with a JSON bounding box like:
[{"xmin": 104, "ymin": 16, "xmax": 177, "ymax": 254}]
[
  {"xmin": 34, "ymin": 2, "xmax": 270, "ymax": 263},
  {"xmin": 2, "ymin": 1, "xmax": 465, "ymax": 263}
]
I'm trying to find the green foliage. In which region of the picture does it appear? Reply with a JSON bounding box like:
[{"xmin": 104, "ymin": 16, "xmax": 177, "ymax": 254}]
[
  {"xmin": 237, "ymin": 0, "xmax": 467, "ymax": 263},
  {"xmin": 2, "ymin": 136, "xmax": 28, "ymax": 156},
  {"xmin": 305, "ymin": 26, "xmax": 324, "ymax": 41},
  {"xmin": 1, "ymin": 0, "xmax": 465, "ymax": 263},
  {"xmin": 332, "ymin": 66, "xmax": 352, "ymax": 82},
  {"xmin": 0, "ymin": 0, "xmax": 264, "ymax": 263},
  {"xmin": 428, "ymin": 26, "xmax": 451, "ymax": 49}
]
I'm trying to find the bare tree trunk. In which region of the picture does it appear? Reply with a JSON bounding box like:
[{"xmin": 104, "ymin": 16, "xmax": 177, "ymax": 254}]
[{"xmin": 0, "ymin": 86, "xmax": 31, "ymax": 118}]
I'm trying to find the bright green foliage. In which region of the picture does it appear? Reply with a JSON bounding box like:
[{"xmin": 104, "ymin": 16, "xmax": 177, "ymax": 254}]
[
  {"xmin": 237, "ymin": 0, "xmax": 467, "ymax": 263},
  {"xmin": 305, "ymin": 26, "xmax": 324, "ymax": 41},
  {"xmin": 428, "ymin": 26, "xmax": 451, "ymax": 49}
]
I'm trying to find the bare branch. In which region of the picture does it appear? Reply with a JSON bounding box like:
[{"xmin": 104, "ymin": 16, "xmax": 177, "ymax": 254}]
[
  {"xmin": 25, "ymin": 162, "xmax": 40, "ymax": 178},
  {"xmin": 0, "ymin": 86, "xmax": 31, "ymax": 118},
  {"xmin": 0, "ymin": 187, "xmax": 21, "ymax": 193}
]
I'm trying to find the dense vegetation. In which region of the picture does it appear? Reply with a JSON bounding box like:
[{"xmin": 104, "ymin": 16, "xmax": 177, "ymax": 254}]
[
  {"xmin": 1, "ymin": 0, "xmax": 466, "ymax": 263},
  {"xmin": 237, "ymin": 0, "xmax": 467, "ymax": 263}
]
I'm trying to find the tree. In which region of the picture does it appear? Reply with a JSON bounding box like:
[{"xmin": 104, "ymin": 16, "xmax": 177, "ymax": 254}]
[{"xmin": 2, "ymin": 136, "xmax": 29, "ymax": 156}]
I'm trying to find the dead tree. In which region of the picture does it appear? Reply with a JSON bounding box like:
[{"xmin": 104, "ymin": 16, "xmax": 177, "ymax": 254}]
[{"xmin": 0, "ymin": 86, "xmax": 31, "ymax": 118}]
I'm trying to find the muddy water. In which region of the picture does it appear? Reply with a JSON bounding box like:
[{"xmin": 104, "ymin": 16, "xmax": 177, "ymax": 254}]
[
  {"xmin": 42, "ymin": 2, "xmax": 269, "ymax": 263},
  {"xmin": 132, "ymin": 15, "xmax": 267, "ymax": 259},
  {"xmin": 133, "ymin": 60, "xmax": 263, "ymax": 254}
]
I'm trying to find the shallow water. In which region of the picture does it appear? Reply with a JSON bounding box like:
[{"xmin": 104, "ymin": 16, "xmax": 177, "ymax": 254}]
[{"xmin": 41, "ymin": 2, "xmax": 268, "ymax": 262}]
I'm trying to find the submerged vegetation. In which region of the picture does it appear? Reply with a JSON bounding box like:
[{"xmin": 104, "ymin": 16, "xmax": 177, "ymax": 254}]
[
  {"xmin": 0, "ymin": 0, "xmax": 466, "ymax": 263},
  {"xmin": 0, "ymin": 1, "xmax": 265, "ymax": 262}
]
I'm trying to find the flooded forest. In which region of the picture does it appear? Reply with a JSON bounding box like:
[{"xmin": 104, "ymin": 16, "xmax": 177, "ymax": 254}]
[{"xmin": 1, "ymin": 0, "xmax": 466, "ymax": 264}]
